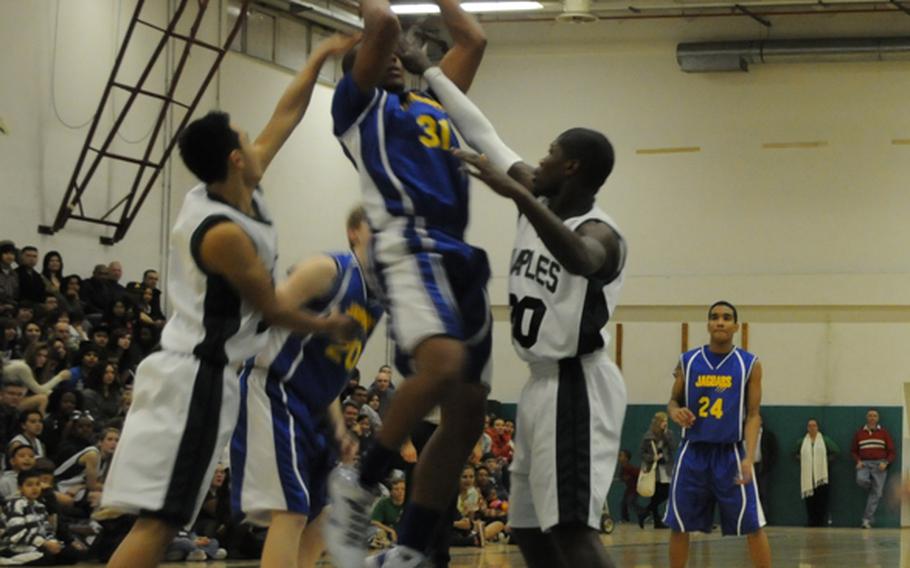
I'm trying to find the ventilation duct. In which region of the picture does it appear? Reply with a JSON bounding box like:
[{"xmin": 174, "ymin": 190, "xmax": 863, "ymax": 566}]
[{"xmin": 677, "ymin": 37, "xmax": 910, "ymax": 73}]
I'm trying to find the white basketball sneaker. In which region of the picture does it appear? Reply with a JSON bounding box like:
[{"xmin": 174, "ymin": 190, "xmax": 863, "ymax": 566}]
[
  {"xmin": 365, "ymin": 545, "xmax": 429, "ymax": 568},
  {"xmin": 325, "ymin": 465, "xmax": 378, "ymax": 568}
]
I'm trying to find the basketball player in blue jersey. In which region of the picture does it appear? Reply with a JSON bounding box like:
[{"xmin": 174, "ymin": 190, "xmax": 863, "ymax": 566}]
[
  {"xmin": 230, "ymin": 206, "xmax": 384, "ymax": 568},
  {"xmin": 665, "ymin": 302, "xmax": 771, "ymax": 568},
  {"xmin": 324, "ymin": 0, "xmax": 491, "ymax": 566},
  {"xmin": 395, "ymin": 46, "xmax": 625, "ymax": 568},
  {"xmin": 103, "ymin": 34, "xmax": 360, "ymax": 568}
]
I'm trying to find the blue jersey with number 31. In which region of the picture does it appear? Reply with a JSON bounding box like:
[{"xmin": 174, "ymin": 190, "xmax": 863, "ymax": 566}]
[
  {"xmin": 680, "ymin": 346, "xmax": 758, "ymax": 444},
  {"xmin": 332, "ymin": 73, "xmax": 469, "ymax": 243}
]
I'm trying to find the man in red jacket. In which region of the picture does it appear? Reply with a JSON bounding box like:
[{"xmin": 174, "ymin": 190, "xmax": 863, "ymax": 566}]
[
  {"xmin": 490, "ymin": 418, "xmax": 514, "ymax": 463},
  {"xmin": 851, "ymin": 408, "xmax": 895, "ymax": 528}
]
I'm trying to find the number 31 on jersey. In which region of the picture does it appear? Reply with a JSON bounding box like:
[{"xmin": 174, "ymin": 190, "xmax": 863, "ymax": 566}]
[{"xmin": 417, "ymin": 115, "xmax": 452, "ymax": 150}]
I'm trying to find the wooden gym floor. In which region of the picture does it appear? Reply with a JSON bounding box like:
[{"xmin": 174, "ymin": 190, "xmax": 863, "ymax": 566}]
[{"xmin": 82, "ymin": 524, "xmax": 909, "ymax": 567}]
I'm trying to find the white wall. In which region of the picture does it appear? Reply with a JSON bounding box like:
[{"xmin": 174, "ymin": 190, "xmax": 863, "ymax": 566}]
[
  {"xmin": 6, "ymin": 2, "xmax": 910, "ymax": 406},
  {"xmin": 0, "ymin": 0, "xmax": 179, "ymax": 283}
]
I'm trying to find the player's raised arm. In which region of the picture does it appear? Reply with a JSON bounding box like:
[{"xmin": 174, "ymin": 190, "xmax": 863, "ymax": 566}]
[
  {"xmin": 434, "ymin": 0, "xmax": 487, "ymax": 92},
  {"xmin": 253, "ymin": 33, "xmax": 360, "ymax": 172},
  {"xmin": 195, "ymin": 221, "xmax": 358, "ymax": 341},
  {"xmin": 396, "ymin": 41, "xmax": 530, "ymax": 184},
  {"xmin": 349, "ymin": 0, "xmax": 401, "ymax": 92},
  {"xmin": 456, "ymin": 150, "xmax": 624, "ymax": 278}
]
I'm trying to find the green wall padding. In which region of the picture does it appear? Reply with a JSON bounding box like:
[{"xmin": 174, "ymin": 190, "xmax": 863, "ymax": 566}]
[{"xmin": 494, "ymin": 401, "xmax": 902, "ymax": 528}]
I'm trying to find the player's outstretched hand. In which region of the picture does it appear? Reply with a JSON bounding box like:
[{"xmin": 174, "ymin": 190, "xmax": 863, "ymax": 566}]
[
  {"xmin": 454, "ymin": 149, "xmax": 526, "ymax": 200},
  {"xmin": 669, "ymin": 407, "xmax": 696, "ymax": 429},
  {"xmin": 736, "ymin": 458, "xmax": 754, "ymax": 485},
  {"xmin": 314, "ymin": 32, "xmax": 362, "ymax": 58},
  {"xmin": 323, "ymin": 312, "xmax": 360, "ymax": 342},
  {"xmin": 396, "ymin": 28, "xmax": 433, "ymax": 75}
]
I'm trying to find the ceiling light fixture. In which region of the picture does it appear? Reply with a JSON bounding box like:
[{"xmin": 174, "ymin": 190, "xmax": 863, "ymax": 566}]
[{"xmin": 391, "ymin": 1, "xmax": 543, "ymax": 15}]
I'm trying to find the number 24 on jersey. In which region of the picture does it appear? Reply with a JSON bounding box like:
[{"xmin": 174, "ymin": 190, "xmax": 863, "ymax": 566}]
[{"xmin": 698, "ymin": 396, "xmax": 724, "ymax": 419}]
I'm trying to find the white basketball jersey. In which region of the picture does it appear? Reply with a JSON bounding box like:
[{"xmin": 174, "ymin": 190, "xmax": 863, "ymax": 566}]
[
  {"xmin": 160, "ymin": 184, "xmax": 278, "ymax": 367},
  {"xmin": 508, "ymin": 204, "xmax": 626, "ymax": 363}
]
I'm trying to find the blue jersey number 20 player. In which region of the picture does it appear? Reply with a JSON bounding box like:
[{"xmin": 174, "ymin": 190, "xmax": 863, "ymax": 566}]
[{"xmin": 665, "ymin": 301, "xmax": 772, "ymax": 568}]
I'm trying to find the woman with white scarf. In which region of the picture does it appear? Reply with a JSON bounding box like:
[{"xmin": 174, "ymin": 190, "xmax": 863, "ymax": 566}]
[{"xmin": 795, "ymin": 419, "xmax": 840, "ymax": 527}]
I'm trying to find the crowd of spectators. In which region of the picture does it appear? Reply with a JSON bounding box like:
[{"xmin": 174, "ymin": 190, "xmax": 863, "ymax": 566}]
[{"xmin": 0, "ymin": 241, "xmax": 233, "ymax": 564}]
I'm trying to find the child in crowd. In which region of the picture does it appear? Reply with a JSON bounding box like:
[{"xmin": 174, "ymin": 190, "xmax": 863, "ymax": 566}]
[
  {"xmin": 1, "ymin": 469, "xmax": 79, "ymax": 565},
  {"xmin": 0, "ymin": 445, "xmax": 36, "ymax": 499}
]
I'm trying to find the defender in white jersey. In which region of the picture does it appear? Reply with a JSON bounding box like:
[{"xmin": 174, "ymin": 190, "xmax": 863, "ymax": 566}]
[
  {"xmin": 397, "ymin": 49, "xmax": 626, "ymax": 568},
  {"xmin": 103, "ymin": 34, "xmax": 359, "ymax": 568}
]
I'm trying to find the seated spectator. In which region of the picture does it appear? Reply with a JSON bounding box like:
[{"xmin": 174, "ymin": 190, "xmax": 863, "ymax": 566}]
[
  {"xmin": 14, "ymin": 303, "xmax": 36, "ymax": 333},
  {"xmin": 55, "ymin": 343, "xmax": 103, "ymax": 391},
  {"xmin": 451, "ymin": 466, "xmax": 505, "ymax": 547},
  {"xmin": 40, "ymin": 293, "xmax": 59, "ymax": 320},
  {"xmin": 616, "ymin": 448, "xmax": 643, "ymax": 524},
  {"xmin": 344, "ymin": 385, "xmax": 368, "ymax": 410},
  {"xmin": 125, "ymin": 269, "xmax": 164, "ymax": 321},
  {"xmin": 83, "ymin": 364, "xmax": 123, "ymax": 426},
  {"xmin": 0, "ymin": 445, "xmax": 37, "ymax": 499},
  {"xmin": 165, "ymin": 530, "xmax": 227, "ymax": 562},
  {"xmin": 360, "ymin": 392, "xmax": 383, "ymax": 432},
  {"xmin": 90, "ymin": 325, "xmax": 111, "ymax": 351},
  {"xmin": 97, "ymin": 427, "xmax": 120, "ymax": 484},
  {"xmin": 370, "ymin": 478, "xmax": 406, "ymax": 549},
  {"xmin": 16, "ymin": 247, "xmax": 45, "ymax": 305},
  {"xmin": 133, "ymin": 324, "xmax": 159, "ymax": 358},
  {"xmin": 480, "ymin": 485, "xmax": 509, "ymax": 532},
  {"xmin": 104, "ymin": 388, "xmax": 132, "ymax": 432},
  {"xmin": 107, "ymin": 261, "xmax": 127, "ymax": 301},
  {"xmin": 194, "ymin": 464, "xmax": 230, "ymax": 540},
  {"xmin": 79, "ymin": 264, "xmax": 114, "ymax": 319},
  {"xmin": 489, "ymin": 418, "xmax": 513, "ymax": 463},
  {"xmin": 9, "ymin": 410, "xmax": 46, "ymax": 459},
  {"xmin": 20, "ymin": 322, "xmax": 43, "ymax": 351},
  {"xmin": 33, "ymin": 458, "xmax": 86, "ymax": 556},
  {"xmin": 103, "ymin": 299, "xmax": 132, "ymax": 334},
  {"xmin": 482, "ymin": 454, "xmax": 509, "ymax": 497},
  {"xmin": 356, "ymin": 414, "xmax": 375, "ymax": 464},
  {"xmin": 42, "ymin": 390, "xmax": 83, "ymax": 470},
  {"xmin": 0, "ymin": 379, "xmax": 25, "ymax": 448},
  {"xmin": 134, "ymin": 287, "xmax": 164, "ymax": 331},
  {"xmin": 342, "ymin": 401, "xmax": 360, "ymax": 432},
  {"xmin": 0, "ymin": 470, "xmax": 81, "ymax": 565},
  {"xmin": 49, "ymin": 338, "xmax": 72, "ymax": 373},
  {"xmin": 41, "ymin": 252, "xmax": 64, "ymax": 294},
  {"xmin": 2, "ymin": 317, "xmax": 20, "ymax": 359},
  {"xmin": 49, "ymin": 319, "xmax": 74, "ymax": 355},
  {"xmin": 53, "ymin": 414, "xmax": 102, "ymax": 509},
  {"xmin": 60, "ymin": 275, "xmax": 86, "ymax": 317},
  {"xmin": 0, "ymin": 240, "xmax": 20, "ymax": 313},
  {"xmin": 367, "ymin": 366, "xmax": 394, "ymax": 418},
  {"xmin": 107, "ymin": 329, "xmax": 138, "ymax": 384},
  {"xmin": 23, "ymin": 342, "xmax": 61, "ymax": 387}
]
